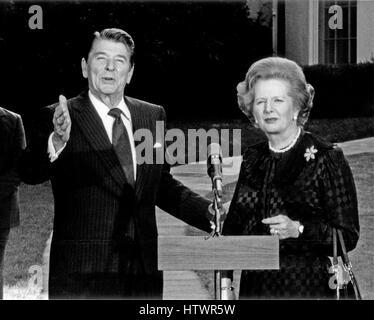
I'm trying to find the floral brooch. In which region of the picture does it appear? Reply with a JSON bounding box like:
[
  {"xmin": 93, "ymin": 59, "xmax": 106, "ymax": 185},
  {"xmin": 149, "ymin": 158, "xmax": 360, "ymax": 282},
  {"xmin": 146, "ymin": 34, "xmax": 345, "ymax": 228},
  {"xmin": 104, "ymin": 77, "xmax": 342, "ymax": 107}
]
[{"xmin": 304, "ymin": 145, "xmax": 318, "ymax": 162}]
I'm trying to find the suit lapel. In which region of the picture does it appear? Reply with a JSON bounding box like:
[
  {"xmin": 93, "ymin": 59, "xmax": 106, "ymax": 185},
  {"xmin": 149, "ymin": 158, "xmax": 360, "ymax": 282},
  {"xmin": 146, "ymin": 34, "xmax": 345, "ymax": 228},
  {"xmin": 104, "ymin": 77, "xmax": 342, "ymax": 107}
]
[
  {"xmin": 70, "ymin": 92, "xmax": 128, "ymax": 190},
  {"xmin": 126, "ymin": 97, "xmax": 149, "ymax": 200},
  {"xmin": 0, "ymin": 108, "xmax": 11, "ymax": 148},
  {"xmin": 0, "ymin": 109, "xmax": 8, "ymax": 164},
  {"xmin": 0, "ymin": 108, "xmax": 6, "ymax": 138}
]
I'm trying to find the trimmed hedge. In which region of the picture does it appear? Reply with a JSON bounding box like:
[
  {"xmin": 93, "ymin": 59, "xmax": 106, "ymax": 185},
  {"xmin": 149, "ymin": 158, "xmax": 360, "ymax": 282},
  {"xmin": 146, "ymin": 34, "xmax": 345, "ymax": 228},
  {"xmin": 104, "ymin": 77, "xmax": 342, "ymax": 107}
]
[{"xmin": 304, "ymin": 62, "xmax": 374, "ymax": 119}]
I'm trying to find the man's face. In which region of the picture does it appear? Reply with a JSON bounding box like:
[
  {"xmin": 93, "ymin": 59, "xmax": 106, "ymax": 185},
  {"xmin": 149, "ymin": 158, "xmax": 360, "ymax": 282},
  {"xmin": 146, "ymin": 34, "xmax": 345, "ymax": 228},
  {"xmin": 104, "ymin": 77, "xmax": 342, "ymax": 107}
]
[{"xmin": 81, "ymin": 38, "xmax": 134, "ymax": 101}]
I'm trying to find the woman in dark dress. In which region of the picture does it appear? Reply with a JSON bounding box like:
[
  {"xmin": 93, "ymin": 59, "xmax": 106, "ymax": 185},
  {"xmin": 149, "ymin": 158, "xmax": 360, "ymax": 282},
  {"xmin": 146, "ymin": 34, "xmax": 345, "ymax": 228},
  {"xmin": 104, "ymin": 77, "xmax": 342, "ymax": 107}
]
[{"xmin": 221, "ymin": 57, "xmax": 360, "ymax": 299}]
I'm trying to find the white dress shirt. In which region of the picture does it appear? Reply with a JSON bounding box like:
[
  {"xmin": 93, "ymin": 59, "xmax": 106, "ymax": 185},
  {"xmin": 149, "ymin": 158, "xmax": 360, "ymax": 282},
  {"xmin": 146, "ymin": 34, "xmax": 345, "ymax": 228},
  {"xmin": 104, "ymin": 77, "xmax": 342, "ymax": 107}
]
[{"xmin": 48, "ymin": 91, "xmax": 137, "ymax": 179}]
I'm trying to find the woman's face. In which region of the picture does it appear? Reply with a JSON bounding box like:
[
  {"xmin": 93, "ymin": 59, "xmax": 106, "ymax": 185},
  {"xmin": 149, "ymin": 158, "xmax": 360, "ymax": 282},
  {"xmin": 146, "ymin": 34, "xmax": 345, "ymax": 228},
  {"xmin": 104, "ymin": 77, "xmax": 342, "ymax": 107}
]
[{"xmin": 252, "ymin": 78, "xmax": 298, "ymax": 137}]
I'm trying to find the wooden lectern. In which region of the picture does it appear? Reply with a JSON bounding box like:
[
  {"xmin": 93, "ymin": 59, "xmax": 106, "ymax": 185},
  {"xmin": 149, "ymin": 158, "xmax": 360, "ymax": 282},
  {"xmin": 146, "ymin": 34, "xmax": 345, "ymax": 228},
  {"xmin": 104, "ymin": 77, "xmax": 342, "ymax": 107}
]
[{"xmin": 158, "ymin": 235, "xmax": 279, "ymax": 299}]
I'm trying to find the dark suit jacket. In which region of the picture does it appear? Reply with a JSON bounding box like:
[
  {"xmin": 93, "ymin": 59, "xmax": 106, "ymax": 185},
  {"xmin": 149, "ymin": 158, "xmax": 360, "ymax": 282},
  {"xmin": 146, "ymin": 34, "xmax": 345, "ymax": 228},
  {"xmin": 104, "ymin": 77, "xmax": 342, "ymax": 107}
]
[
  {"xmin": 0, "ymin": 107, "xmax": 25, "ymax": 229},
  {"xmin": 20, "ymin": 91, "xmax": 211, "ymax": 296}
]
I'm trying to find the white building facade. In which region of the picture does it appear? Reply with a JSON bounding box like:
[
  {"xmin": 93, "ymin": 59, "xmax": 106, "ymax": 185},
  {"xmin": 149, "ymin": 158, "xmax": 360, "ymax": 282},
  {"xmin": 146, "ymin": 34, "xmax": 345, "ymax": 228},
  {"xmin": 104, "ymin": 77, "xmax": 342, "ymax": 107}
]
[{"xmin": 274, "ymin": 0, "xmax": 374, "ymax": 65}]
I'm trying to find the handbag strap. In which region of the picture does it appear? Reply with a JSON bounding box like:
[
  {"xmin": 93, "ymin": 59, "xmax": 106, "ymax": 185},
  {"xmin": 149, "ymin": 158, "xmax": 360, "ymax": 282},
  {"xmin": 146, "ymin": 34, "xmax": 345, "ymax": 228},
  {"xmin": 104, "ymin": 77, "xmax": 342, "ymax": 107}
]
[
  {"xmin": 334, "ymin": 228, "xmax": 363, "ymax": 300},
  {"xmin": 337, "ymin": 229, "xmax": 350, "ymax": 265},
  {"xmin": 332, "ymin": 228, "xmax": 340, "ymax": 299},
  {"xmin": 332, "ymin": 228, "xmax": 338, "ymax": 265}
]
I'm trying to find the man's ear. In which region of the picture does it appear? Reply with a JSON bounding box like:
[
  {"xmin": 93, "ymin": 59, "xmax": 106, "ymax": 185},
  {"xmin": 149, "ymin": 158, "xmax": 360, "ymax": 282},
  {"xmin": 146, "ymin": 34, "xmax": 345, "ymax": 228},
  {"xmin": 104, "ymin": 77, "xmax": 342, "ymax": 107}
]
[
  {"xmin": 127, "ymin": 64, "xmax": 135, "ymax": 84},
  {"xmin": 81, "ymin": 58, "xmax": 88, "ymax": 79}
]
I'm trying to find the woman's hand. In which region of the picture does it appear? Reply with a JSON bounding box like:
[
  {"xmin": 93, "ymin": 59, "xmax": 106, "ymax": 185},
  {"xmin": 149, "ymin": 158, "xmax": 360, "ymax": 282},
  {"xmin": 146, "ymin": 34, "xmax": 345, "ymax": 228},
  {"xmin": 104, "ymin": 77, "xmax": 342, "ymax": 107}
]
[{"xmin": 262, "ymin": 215, "xmax": 300, "ymax": 239}]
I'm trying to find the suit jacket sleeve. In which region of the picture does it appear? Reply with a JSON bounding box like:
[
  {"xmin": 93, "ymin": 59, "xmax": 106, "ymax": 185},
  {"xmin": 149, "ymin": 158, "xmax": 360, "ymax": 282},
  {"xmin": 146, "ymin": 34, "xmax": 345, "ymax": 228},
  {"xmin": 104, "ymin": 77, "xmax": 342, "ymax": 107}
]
[
  {"xmin": 18, "ymin": 106, "xmax": 56, "ymax": 184},
  {"xmin": 155, "ymin": 108, "xmax": 212, "ymax": 233},
  {"xmin": 0, "ymin": 113, "xmax": 26, "ymax": 196}
]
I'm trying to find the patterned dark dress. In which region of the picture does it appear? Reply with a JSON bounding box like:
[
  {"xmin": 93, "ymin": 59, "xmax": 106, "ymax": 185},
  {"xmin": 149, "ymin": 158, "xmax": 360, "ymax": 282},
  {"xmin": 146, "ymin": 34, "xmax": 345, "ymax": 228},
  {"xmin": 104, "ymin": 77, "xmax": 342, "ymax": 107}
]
[{"xmin": 222, "ymin": 130, "xmax": 360, "ymax": 299}]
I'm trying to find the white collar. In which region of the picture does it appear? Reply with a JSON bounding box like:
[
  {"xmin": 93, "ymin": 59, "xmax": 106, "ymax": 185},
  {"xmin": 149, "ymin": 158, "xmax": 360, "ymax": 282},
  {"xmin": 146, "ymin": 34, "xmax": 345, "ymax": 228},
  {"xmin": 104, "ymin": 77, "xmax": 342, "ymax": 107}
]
[{"xmin": 88, "ymin": 90, "xmax": 131, "ymax": 121}]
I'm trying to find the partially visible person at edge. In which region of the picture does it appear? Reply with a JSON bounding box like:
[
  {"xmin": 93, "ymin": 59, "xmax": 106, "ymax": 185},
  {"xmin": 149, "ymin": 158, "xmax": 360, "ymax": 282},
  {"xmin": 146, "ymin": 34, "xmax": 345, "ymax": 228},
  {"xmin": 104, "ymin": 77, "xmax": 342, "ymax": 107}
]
[
  {"xmin": 0, "ymin": 106, "xmax": 26, "ymax": 299},
  {"xmin": 221, "ymin": 57, "xmax": 360, "ymax": 299},
  {"xmin": 19, "ymin": 28, "xmax": 215, "ymax": 299}
]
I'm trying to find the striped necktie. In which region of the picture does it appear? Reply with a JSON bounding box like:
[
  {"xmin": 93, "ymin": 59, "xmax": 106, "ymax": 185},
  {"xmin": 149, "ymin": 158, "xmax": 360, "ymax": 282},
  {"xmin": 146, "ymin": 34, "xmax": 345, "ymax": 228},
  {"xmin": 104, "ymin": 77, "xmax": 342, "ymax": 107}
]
[{"xmin": 108, "ymin": 108, "xmax": 135, "ymax": 187}]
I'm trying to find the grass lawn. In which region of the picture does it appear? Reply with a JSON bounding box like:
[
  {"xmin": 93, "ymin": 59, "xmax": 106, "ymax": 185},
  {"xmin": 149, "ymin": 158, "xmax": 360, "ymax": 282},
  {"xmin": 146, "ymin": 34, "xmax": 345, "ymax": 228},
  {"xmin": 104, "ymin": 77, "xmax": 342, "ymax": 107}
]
[
  {"xmin": 3, "ymin": 116, "xmax": 373, "ymax": 299},
  {"xmin": 346, "ymin": 153, "xmax": 374, "ymax": 299},
  {"xmin": 4, "ymin": 182, "xmax": 54, "ymax": 288}
]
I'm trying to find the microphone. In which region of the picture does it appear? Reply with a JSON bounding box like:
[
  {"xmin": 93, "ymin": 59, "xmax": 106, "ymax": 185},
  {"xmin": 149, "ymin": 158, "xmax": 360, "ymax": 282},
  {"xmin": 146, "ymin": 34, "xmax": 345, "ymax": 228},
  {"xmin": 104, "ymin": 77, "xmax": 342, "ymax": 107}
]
[{"xmin": 207, "ymin": 143, "xmax": 223, "ymax": 197}]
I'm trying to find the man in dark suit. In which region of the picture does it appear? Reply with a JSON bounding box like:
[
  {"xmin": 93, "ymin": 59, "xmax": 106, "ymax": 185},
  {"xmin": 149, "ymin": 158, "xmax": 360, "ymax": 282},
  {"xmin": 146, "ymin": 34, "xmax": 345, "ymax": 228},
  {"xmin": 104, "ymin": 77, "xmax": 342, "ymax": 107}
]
[
  {"xmin": 0, "ymin": 107, "xmax": 26, "ymax": 299},
  {"xmin": 20, "ymin": 28, "xmax": 212, "ymax": 299}
]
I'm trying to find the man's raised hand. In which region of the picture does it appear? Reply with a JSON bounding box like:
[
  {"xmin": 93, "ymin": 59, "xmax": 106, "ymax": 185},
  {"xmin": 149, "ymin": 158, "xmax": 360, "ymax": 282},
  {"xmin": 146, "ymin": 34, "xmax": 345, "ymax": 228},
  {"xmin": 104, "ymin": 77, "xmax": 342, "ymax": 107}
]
[{"xmin": 52, "ymin": 94, "xmax": 71, "ymax": 151}]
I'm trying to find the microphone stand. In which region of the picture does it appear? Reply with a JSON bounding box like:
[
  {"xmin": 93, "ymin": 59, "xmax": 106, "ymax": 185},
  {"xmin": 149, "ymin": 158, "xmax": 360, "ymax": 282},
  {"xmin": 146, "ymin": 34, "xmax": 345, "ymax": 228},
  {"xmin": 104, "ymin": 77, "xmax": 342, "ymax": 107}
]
[
  {"xmin": 206, "ymin": 146, "xmax": 224, "ymax": 300},
  {"xmin": 212, "ymin": 189, "xmax": 222, "ymax": 236},
  {"xmin": 210, "ymin": 182, "xmax": 223, "ymax": 300}
]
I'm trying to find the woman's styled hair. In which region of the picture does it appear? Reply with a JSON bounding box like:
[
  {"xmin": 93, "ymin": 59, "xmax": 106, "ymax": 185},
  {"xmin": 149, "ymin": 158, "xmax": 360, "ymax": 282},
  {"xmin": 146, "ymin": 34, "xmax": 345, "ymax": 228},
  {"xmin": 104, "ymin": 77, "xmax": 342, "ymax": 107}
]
[{"xmin": 237, "ymin": 57, "xmax": 315, "ymax": 126}]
